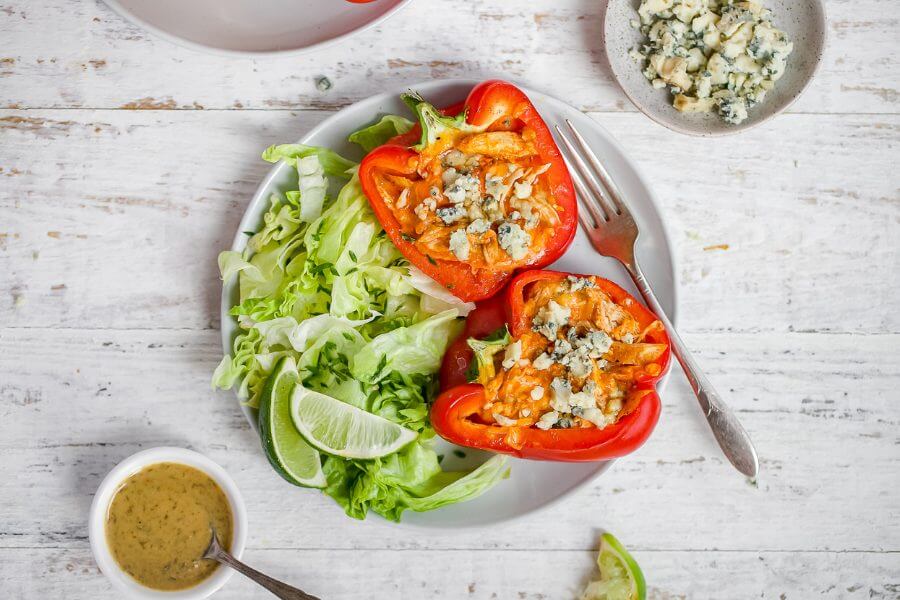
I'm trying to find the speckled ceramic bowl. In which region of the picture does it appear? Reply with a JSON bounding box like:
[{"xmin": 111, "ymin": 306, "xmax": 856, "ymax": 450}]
[{"xmin": 603, "ymin": 0, "xmax": 827, "ymax": 136}]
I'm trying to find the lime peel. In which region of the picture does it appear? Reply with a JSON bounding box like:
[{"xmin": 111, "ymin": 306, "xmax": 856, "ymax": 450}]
[
  {"xmin": 580, "ymin": 533, "xmax": 646, "ymax": 600},
  {"xmin": 290, "ymin": 384, "xmax": 418, "ymax": 459},
  {"xmin": 258, "ymin": 357, "xmax": 327, "ymax": 488}
]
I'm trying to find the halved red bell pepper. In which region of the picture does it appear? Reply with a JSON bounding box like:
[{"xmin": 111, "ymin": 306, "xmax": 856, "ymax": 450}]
[
  {"xmin": 433, "ymin": 270, "xmax": 671, "ymax": 462},
  {"xmin": 359, "ymin": 80, "xmax": 577, "ymax": 302}
]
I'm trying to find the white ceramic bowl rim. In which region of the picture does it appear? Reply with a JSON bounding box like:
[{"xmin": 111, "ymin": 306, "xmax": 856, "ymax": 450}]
[
  {"xmin": 88, "ymin": 447, "xmax": 248, "ymax": 600},
  {"xmin": 602, "ymin": 0, "xmax": 828, "ymax": 136},
  {"xmin": 101, "ymin": 0, "xmax": 414, "ymax": 58}
]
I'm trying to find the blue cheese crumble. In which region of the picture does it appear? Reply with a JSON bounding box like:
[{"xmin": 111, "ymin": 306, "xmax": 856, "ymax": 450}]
[
  {"xmin": 449, "ymin": 228, "xmax": 470, "ymax": 261},
  {"xmin": 532, "ymin": 300, "xmax": 571, "ymax": 340},
  {"xmin": 535, "ymin": 410, "xmax": 560, "ymax": 430},
  {"xmin": 436, "ymin": 151, "xmax": 554, "ymax": 261},
  {"xmin": 567, "ymin": 275, "xmax": 595, "ymax": 292},
  {"xmin": 532, "ymin": 352, "xmax": 555, "ymax": 370},
  {"xmin": 501, "ymin": 340, "xmax": 523, "ymax": 370},
  {"xmin": 634, "ymin": 0, "xmax": 793, "ymax": 124},
  {"xmin": 436, "ymin": 205, "xmax": 466, "ymax": 225},
  {"xmin": 497, "ymin": 222, "xmax": 531, "ymax": 261},
  {"xmin": 466, "ymin": 218, "xmax": 490, "ymax": 235}
]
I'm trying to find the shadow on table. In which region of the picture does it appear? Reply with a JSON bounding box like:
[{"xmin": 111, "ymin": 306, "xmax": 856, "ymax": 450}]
[{"xmin": 67, "ymin": 428, "xmax": 196, "ymax": 521}]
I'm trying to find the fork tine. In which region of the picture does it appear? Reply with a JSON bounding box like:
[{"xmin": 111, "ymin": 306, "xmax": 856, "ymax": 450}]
[
  {"xmin": 565, "ymin": 155, "xmax": 608, "ymax": 227},
  {"xmin": 554, "ymin": 124, "xmax": 620, "ymax": 221},
  {"xmin": 563, "ymin": 119, "xmax": 632, "ymax": 217},
  {"xmin": 555, "ymin": 125, "xmax": 608, "ymax": 226},
  {"xmin": 576, "ymin": 203, "xmax": 596, "ymax": 233}
]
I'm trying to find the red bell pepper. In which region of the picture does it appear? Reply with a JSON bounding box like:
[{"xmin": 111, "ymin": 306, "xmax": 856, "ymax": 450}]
[
  {"xmin": 359, "ymin": 80, "xmax": 577, "ymax": 302},
  {"xmin": 433, "ymin": 270, "xmax": 671, "ymax": 462}
]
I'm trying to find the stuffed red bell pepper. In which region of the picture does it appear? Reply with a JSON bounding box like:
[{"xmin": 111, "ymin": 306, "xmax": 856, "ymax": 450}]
[
  {"xmin": 433, "ymin": 270, "xmax": 671, "ymax": 462},
  {"xmin": 359, "ymin": 80, "xmax": 577, "ymax": 302}
]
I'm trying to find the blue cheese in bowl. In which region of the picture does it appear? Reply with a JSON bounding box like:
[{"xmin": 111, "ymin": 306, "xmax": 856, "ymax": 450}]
[{"xmin": 634, "ymin": 0, "xmax": 793, "ymax": 125}]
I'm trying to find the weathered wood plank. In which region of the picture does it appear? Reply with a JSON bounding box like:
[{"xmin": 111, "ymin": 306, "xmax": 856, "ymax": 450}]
[
  {"xmin": 0, "ymin": 0, "xmax": 896, "ymax": 114},
  {"xmin": 2, "ymin": 546, "xmax": 898, "ymax": 599},
  {"xmin": 1, "ymin": 2, "xmax": 898, "ymax": 596},
  {"xmin": 1, "ymin": 327, "xmax": 897, "ymax": 553},
  {"xmin": 2, "ymin": 109, "xmax": 897, "ymax": 333}
]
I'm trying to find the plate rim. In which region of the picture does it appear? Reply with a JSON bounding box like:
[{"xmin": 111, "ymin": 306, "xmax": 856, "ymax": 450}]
[
  {"xmin": 102, "ymin": 0, "xmax": 414, "ymax": 58},
  {"xmin": 220, "ymin": 78, "xmax": 680, "ymax": 527}
]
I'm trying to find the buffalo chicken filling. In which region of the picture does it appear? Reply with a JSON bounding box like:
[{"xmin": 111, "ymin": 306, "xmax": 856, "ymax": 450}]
[
  {"xmin": 372, "ymin": 125, "xmax": 563, "ymax": 275},
  {"xmin": 471, "ymin": 276, "xmax": 667, "ymax": 430}
]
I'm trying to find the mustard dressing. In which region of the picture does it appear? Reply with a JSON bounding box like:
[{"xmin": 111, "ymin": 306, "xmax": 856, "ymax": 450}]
[{"xmin": 105, "ymin": 462, "xmax": 233, "ymax": 591}]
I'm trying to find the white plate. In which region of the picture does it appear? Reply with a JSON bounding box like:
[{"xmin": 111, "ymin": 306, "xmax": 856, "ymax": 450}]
[
  {"xmin": 603, "ymin": 0, "xmax": 826, "ymax": 136},
  {"xmin": 221, "ymin": 79, "xmax": 678, "ymax": 527},
  {"xmin": 103, "ymin": 0, "xmax": 412, "ymax": 57}
]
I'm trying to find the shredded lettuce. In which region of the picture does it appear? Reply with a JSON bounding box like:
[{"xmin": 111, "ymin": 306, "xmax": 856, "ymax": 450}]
[
  {"xmin": 347, "ymin": 115, "xmax": 415, "ymax": 152},
  {"xmin": 214, "ymin": 132, "xmax": 509, "ymax": 521},
  {"xmin": 405, "ymin": 265, "xmax": 476, "ymax": 316},
  {"xmin": 351, "ymin": 309, "xmax": 462, "ymax": 382},
  {"xmin": 262, "ymin": 143, "xmax": 356, "ymax": 178},
  {"xmin": 323, "ymin": 445, "xmax": 509, "ymax": 521}
]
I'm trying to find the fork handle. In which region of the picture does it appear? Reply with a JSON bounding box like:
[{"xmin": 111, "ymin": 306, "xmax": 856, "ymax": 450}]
[{"xmin": 625, "ymin": 261, "xmax": 759, "ymax": 479}]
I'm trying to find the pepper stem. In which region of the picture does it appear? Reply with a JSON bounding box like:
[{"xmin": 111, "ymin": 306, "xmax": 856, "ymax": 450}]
[{"xmin": 401, "ymin": 91, "xmax": 478, "ymax": 151}]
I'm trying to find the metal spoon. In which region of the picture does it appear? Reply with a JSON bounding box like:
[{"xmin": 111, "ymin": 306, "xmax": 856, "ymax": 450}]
[{"xmin": 203, "ymin": 527, "xmax": 321, "ymax": 600}]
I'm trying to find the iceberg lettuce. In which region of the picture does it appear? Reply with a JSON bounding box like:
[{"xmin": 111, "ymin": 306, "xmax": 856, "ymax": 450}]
[{"xmin": 347, "ymin": 115, "xmax": 414, "ymax": 152}]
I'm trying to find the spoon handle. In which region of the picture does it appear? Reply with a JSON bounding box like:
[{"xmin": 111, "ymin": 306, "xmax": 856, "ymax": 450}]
[{"xmin": 211, "ymin": 547, "xmax": 321, "ymax": 600}]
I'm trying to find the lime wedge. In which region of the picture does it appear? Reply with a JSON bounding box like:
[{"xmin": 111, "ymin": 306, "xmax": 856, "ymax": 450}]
[
  {"xmin": 290, "ymin": 384, "xmax": 417, "ymax": 459},
  {"xmin": 580, "ymin": 533, "xmax": 646, "ymax": 600},
  {"xmin": 258, "ymin": 357, "xmax": 327, "ymax": 488}
]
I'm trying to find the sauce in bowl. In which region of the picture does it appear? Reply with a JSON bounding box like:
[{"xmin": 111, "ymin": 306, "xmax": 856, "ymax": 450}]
[{"xmin": 104, "ymin": 462, "xmax": 234, "ymax": 591}]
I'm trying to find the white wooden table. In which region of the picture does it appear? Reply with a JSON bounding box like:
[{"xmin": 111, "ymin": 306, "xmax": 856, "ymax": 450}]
[{"xmin": 2, "ymin": 1, "xmax": 898, "ymax": 598}]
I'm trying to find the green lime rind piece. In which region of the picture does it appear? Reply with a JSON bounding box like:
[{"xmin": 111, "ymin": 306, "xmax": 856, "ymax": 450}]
[
  {"xmin": 258, "ymin": 357, "xmax": 327, "ymax": 488},
  {"xmin": 290, "ymin": 384, "xmax": 418, "ymax": 459},
  {"xmin": 581, "ymin": 533, "xmax": 646, "ymax": 600}
]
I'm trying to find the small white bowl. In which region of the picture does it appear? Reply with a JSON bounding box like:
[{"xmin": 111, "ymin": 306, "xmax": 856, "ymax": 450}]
[
  {"xmin": 88, "ymin": 447, "xmax": 248, "ymax": 600},
  {"xmin": 603, "ymin": 0, "xmax": 827, "ymax": 136}
]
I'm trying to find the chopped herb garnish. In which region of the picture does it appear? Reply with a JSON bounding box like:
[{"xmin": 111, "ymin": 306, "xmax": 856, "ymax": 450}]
[{"xmin": 311, "ymin": 220, "xmax": 326, "ymax": 242}]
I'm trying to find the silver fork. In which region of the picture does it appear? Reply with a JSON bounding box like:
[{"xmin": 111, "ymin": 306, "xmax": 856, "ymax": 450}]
[{"xmin": 554, "ymin": 119, "xmax": 759, "ymax": 479}]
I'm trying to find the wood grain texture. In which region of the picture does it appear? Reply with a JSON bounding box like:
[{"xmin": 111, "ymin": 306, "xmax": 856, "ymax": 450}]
[
  {"xmin": 3, "ymin": 547, "xmax": 899, "ymax": 599},
  {"xmin": 2, "ymin": 109, "xmax": 897, "ymax": 333},
  {"xmin": 1, "ymin": 0, "xmax": 899, "ymax": 597},
  {"xmin": 1, "ymin": 328, "xmax": 897, "ymax": 554},
  {"xmin": 0, "ymin": 1, "xmax": 896, "ymax": 113}
]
